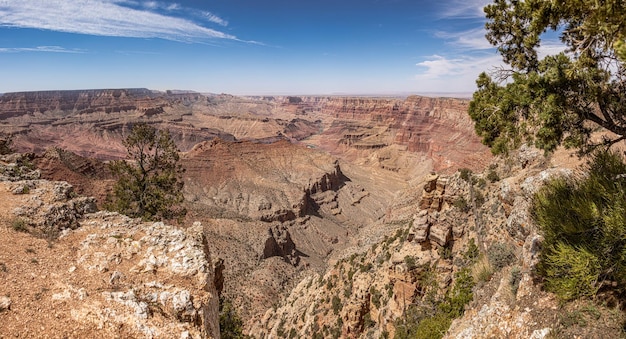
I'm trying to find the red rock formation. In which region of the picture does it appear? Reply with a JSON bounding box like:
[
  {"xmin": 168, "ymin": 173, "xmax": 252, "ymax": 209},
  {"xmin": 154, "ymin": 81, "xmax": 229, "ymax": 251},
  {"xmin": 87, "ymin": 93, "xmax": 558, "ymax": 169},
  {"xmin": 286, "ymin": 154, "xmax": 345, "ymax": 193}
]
[{"xmin": 275, "ymin": 95, "xmax": 491, "ymax": 172}]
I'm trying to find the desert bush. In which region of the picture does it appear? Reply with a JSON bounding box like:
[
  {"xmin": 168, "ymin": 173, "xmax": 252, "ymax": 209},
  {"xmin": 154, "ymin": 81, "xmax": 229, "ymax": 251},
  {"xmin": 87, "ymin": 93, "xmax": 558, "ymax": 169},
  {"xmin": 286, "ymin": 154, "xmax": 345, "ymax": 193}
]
[
  {"xmin": 11, "ymin": 218, "xmax": 28, "ymax": 232},
  {"xmin": 219, "ymin": 297, "xmax": 250, "ymax": 339},
  {"xmin": 394, "ymin": 267, "xmax": 475, "ymax": 339},
  {"xmin": 404, "ymin": 255, "xmax": 417, "ymax": 270},
  {"xmin": 331, "ymin": 295, "xmax": 342, "ymax": 315},
  {"xmin": 473, "ymin": 255, "xmax": 494, "ymax": 284},
  {"xmin": 487, "ymin": 243, "xmax": 515, "ymax": 270},
  {"xmin": 0, "ymin": 133, "xmax": 13, "ymax": 155},
  {"xmin": 453, "ymin": 196, "xmax": 470, "ymax": 212},
  {"xmin": 487, "ymin": 169, "xmax": 500, "ymax": 182},
  {"xmin": 510, "ymin": 266, "xmax": 522, "ymax": 295},
  {"xmin": 108, "ymin": 123, "xmax": 186, "ymax": 221},
  {"xmin": 370, "ymin": 286, "xmax": 382, "ymax": 308},
  {"xmin": 533, "ymin": 151, "xmax": 626, "ymax": 301},
  {"xmin": 458, "ymin": 168, "xmax": 472, "ymax": 182},
  {"xmin": 463, "ymin": 238, "xmax": 480, "ymax": 264}
]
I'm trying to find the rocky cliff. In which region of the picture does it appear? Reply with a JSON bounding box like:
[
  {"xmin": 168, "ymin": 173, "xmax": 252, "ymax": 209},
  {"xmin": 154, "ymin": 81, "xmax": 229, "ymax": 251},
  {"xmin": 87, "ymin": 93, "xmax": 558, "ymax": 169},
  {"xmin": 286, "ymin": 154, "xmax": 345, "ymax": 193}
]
[
  {"xmin": 0, "ymin": 153, "xmax": 221, "ymax": 338},
  {"xmin": 271, "ymin": 95, "xmax": 491, "ymax": 172},
  {"xmin": 249, "ymin": 145, "xmax": 625, "ymax": 338}
]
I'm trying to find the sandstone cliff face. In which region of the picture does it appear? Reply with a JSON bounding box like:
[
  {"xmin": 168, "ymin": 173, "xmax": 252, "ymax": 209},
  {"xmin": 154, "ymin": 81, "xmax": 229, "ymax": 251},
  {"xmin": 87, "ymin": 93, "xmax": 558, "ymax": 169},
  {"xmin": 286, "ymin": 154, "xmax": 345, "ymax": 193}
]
[
  {"xmin": 0, "ymin": 88, "xmax": 190, "ymax": 118},
  {"xmin": 273, "ymin": 95, "xmax": 491, "ymax": 172},
  {"xmin": 0, "ymin": 153, "xmax": 221, "ymax": 338}
]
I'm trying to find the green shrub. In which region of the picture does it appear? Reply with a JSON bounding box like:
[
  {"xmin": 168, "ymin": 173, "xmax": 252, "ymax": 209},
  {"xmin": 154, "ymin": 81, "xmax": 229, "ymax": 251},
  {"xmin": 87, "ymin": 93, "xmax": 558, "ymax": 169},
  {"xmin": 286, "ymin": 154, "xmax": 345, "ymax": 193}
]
[
  {"xmin": 404, "ymin": 255, "xmax": 417, "ymax": 270},
  {"xmin": 463, "ymin": 238, "xmax": 480, "ymax": 263},
  {"xmin": 533, "ymin": 151, "xmax": 626, "ymax": 301},
  {"xmin": 394, "ymin": 267, "xmax": 475, "ymax": 339},
  {"xmin": 11, "ymin": 218, "xmax": 28, "ymax": 232},
  {"xmin": 459, "ymin": 168, "xmax": 473, "ymax": 182},
  {"xmin": 487, "ymin": 243, "xmax": 515, "ymax": 270},
  {"xmin": 332, "ymin": 295, "xmax": 342, "ymax": 315},
  {"xmin": 486, "ymin": 169, "xmax": 500, "ymax": 182},
  {"xmin": 370, "ymin": 286, "xmax": 382, "ymax": 308},
  {"xmin": 219, "ymin": 298, "xmax": 250, "ymax": 339},
  {"xmin": 543, "ymin": 243, "xmax": 601, "ymax": 300},
  {"xmin": 412, "ymin": 313, "xmax": 452, "ymax": 339},
  {"xmin": 453, "ymin": 196, "xmax": 470, "ymax": 212}
]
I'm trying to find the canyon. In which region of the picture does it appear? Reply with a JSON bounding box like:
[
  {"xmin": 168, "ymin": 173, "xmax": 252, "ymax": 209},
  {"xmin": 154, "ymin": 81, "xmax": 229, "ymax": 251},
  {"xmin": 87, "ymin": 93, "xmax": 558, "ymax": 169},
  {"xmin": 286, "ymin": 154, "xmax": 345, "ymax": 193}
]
[{"xmin": 2, "ymin": 88, "xmax": 619, "ymax": 338}]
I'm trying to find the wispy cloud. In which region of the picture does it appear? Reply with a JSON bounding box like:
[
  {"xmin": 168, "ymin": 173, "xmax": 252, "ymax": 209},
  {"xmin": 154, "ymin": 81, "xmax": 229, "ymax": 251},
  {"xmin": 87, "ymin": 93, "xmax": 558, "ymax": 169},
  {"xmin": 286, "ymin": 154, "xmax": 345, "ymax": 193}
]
[
  {"xmin": 203, "ymin": 12, "xmax": 228, "ymax": 27},
  {"xmin": 435, "ymin": 27, "xmax": 492, "ymax": 50},
  {"xmin": 0, "ymin": 45, "xmax": 85, "ymax": 53},
  {"xmin": 439, "ymin": 0, "xmax": 491, "ymax": 19},
  {"xmin": 0, "ymin": 0, "xmax": 237, "ymax": 43},
  {"xmin": 414, "ymin": 53, "xmax": 503, "ymax": 92}
]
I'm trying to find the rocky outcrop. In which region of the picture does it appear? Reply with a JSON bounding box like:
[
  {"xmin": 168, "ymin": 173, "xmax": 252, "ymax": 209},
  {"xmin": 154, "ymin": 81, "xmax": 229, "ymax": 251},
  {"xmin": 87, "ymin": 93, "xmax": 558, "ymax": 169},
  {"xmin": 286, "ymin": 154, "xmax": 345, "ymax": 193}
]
[
  {"xmin": 183, "ymin": 139, "xmax": 345, "ymax": 222},
  {"xmin": 0, "ymin": 154, "xmax": 220, "ymax": 338},
  {"xmin": 261, "ymin": 224, "xmax": 299, "ymax": 266},
  {"xmin": 65, "ymin": 215, "xmax": 220, "ymax": 338}
]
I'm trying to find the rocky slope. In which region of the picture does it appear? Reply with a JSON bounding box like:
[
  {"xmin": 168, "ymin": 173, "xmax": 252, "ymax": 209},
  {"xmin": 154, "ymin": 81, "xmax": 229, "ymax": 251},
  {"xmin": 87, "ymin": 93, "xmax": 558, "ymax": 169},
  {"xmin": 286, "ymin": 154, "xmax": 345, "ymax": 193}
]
[
  {"xmin": 250, "ymin": 145, "xmax": 625, "ymax": 338},
  {"xmin": 0, "ymin": 153, "xmax": 221, "ymax": 338}
]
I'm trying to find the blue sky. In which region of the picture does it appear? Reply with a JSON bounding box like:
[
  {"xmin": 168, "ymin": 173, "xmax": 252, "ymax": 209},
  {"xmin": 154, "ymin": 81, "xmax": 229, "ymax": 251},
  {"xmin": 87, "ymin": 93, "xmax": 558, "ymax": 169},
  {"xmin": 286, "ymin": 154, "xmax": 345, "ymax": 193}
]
[{"xmin": 0, "ymin": 0, "xmax": 511, "ymax": 95}]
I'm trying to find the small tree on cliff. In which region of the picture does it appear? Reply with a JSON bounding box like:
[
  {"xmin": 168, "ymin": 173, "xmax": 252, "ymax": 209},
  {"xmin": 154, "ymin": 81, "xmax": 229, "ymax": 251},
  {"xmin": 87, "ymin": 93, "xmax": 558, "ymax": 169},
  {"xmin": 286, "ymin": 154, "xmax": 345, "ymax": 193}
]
[
  {"xmin": 108, "ymin": 123, "xmax": 186, "ymax": 221},
  {"xmin": 0, "ymin": 132, "xmax": 13, "ymax": 155},
  {"xmin": 469, "ymin": 0, "xmax": 626, "ymax": 154}
]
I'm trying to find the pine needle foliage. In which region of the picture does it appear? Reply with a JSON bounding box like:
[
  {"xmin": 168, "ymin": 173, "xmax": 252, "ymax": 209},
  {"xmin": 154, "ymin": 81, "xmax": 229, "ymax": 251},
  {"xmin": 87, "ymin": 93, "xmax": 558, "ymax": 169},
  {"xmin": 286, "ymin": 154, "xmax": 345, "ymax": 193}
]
[
  {"xmin": 108, "ymin": 123, "xmax": 186, "ymax": 221},
  {"xmin": 533, "ymin": 151, "xmax": 626, "ymax": 301}
]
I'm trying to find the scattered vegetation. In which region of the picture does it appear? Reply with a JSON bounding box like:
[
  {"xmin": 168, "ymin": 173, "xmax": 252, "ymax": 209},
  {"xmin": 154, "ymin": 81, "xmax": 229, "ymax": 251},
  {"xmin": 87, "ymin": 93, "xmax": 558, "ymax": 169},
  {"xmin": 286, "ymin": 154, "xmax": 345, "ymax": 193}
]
[
  {"xmin": 533, "ymin": 151, "xmax": 626, "ymax": 301},
  {"xmin": 0, "ymin": 133, "xmax": 13, "ymax": 155},
  {"xmin": 331, "ymin": 295, "xmax": 342, "ymax": 315},
  {"xmin": 370, "ymin": 286, "xmax": 382, "ymax": 309},
  {"xmin": 219, "ymin": 297, "xmax": 250, "ymax": 339},
  {"xmin": 107, "ymin": 123, "xmax": 186, "ymax": 222},
  {"xmin": 472, "ymin": 255, "xmax": 494, "ymax": 284},
  {"xmin": 463, "ymin": 239, "xmax": 480, "ymax": 264},
  {"xmin": 458, "ymin": 168, "xmax": 472, "ymax": 183},
  {"xmin": 452, "ymin": 196, "xmax": 470, "ymax": 212},
  {"xmin": 11, "ymin": 218, "xmax": 28, "ymax": 233},
  {"xmin": 486, "ymin": 169, "xmax": 500, "ymax": 183},
  {"xmin": 510, "ymin": 266, "xmax": 522, "ymax": 296},
  {"xmin": 487, "ymin": 243, "xmax": 516, "ymax": 270},
  {"xmin": 394, "ymin": 267, "xmax": 475, "ymax": 339},
  {"xmin": 404, "ymin": 255, "xmax": 417, "ymax": 270}
]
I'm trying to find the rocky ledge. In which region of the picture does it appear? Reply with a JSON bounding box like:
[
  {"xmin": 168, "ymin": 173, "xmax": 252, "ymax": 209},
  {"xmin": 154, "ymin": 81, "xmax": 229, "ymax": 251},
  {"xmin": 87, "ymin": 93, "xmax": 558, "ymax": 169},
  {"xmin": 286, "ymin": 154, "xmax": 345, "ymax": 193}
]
[{"xmin": 0, "ymin": 153, "xmax": 220, "ymax": 338}]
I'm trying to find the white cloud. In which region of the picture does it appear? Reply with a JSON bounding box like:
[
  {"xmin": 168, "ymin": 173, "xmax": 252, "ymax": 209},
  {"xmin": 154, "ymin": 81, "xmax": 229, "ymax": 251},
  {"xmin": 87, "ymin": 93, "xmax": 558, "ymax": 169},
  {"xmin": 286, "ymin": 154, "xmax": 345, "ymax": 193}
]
[
  {"xmin": 0, "ymin": 45, "xmax": 85, "ymax": 53},
  {"xmin": 439, "ymin": 0, "xmax": 491, "ymax": 19},
  {"xmin": 203, "ymin": 12, "xmax": 228, "ymax": 27},
  {"xmin": 414, "ymin": 53, "xmax": 503, "ymax": 92},
  {"xmin": 0, "ymin": 0, "xmax": 237, "ymax": 42},
  {"xmin": 435, "ymin": 27, "xmax": 492, "ymax": 50}
]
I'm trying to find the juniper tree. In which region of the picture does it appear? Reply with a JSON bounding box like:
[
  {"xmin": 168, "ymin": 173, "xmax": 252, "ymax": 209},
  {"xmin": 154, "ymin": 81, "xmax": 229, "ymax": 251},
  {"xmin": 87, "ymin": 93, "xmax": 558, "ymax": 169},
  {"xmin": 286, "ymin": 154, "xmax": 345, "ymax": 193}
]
[
  {"xmin": 109, "ymin": 123, "xmax": 186, "ymax": 221},
  {"xmin": 469, "ymin": 0, "xmax": 626, "ymax": 154}
]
